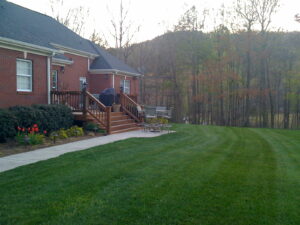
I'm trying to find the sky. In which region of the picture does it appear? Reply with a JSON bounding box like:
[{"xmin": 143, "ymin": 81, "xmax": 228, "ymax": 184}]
[{"xmin": 7, "ymin": 0, "xmax": 300, "ymax": 46}]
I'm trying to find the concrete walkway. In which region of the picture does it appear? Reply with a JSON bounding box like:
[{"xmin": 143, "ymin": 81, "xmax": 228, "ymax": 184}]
[{"xmin": 0, "ymin": 130, "xmax": 170, "ymax": 173}]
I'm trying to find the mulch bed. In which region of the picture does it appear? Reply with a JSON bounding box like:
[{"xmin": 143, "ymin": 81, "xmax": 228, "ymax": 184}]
[{"xmin": 0, "ymin": 133, "xmax": 104, "ymax": 158}]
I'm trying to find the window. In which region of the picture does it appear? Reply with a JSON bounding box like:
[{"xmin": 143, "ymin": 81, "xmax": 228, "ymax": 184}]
[
  {"xmin": 51, "ymin": 70, "xmax": 58, "ymax": 90},
  {"xmin": 16, "ymin": 59, "xmax": 32, "ymax": 92},
  {"xmin": 121, "ymin": 79, "xmax": 130, "ymax": 94}
]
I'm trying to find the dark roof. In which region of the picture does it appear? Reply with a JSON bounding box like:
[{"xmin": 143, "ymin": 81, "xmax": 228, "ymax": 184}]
[
  {"xmin": 0, "ymin": 0, "xmax": 95, "ymax": 53},
  {"xmin": 0, "ymin": 0, "xmax": 141, "ymax": 75},
  {"xmin": 89, "ymin": 42, "xmax": 140, "ymax": 75}
]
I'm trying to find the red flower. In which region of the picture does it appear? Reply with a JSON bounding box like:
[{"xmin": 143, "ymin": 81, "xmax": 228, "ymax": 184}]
[
  {"xmin": 43, "ymin": 130, "xmax": 47, "ymax": 134},
  {"xmin": 35, "ymin": 127, "xmax": 39, "ymax": 132},
  {"xmin": 17, "ymin": 126, "xmax": 21, "ymax": 131},
  {"xmin": 22, "ymin": 128, "xmax": 25, "ymax": 132},
  {"xmin": 33, "ymin": 124, "xmax": 38, "ymax": 128},
  {"xmin": 28, "ymin": 127, "xmax": 31, "ymax": 131}
]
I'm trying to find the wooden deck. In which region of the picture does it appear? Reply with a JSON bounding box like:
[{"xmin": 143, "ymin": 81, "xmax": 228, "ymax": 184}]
[{"xmin": 51, "ymin": 89, "xmax": 143, "ymax": 134}]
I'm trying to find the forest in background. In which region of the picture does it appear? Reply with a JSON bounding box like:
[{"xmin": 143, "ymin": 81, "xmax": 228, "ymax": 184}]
[
  {"xmin": 120, "ymin": 4, "xmax": 300, "ymax": 129},
  {"xmin": 48, "ymin": 0, "xmax": 300, "ymax": 129}
]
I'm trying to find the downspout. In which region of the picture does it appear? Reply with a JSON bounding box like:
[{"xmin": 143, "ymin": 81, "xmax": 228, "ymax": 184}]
[
  {"xmin": 112, "ymin": 73, "xmax": 115, "ymax": 89},
  {"xmin": 47, "ymin": 57, "xmax": 51, "ymax": 104}
]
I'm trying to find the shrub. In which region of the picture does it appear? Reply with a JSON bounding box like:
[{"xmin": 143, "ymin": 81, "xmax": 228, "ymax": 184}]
[
  {"xmin": 66, "ymin": 126, "xmax": 84, "ymax": 137},
  {"xmin": 84, "ymin": 122, "xmax": 105, "ymax": 133},
  {"xmin": 28, "ymin": 133, "xmax": 44, "ymax": 145},
  {"xmin": 9, "ymin": 106, "xmax": 43, "ymax": 129},
  {"xmin": 15, "ymin": 124, "xmax": 45, "ymax": 145},
  {"xmin": 58, "ymin": 129, "xmax": 68, "ymax": 139},
  {"xmin": 0, "ymin": 109, "xmax": 17, "ymax": 142},
  {"xmin": 32, "ymin": 104, "xmax": 73, "ymax": 132},
  {"xmin": 9, "ymin": 104, "xmax": 74, "ymax": 134},
  {"xmin": 16, "ymin": 133, "xmax": 44, "ymax": 145}
]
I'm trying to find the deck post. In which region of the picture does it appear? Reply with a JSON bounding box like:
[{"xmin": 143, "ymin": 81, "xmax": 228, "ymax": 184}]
[
  {"xmin": 82, "ymin": 87, "xmax": 87, "ymax": 117},
  {"xmin": 106, "ymin": 106, "xmax": 112, "ymax": 134}
]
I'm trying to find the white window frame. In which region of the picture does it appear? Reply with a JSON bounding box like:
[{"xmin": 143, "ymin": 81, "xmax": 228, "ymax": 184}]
[
  {"xmin": 51, "ymin": 70, "xmax": 58, "ymax": 90},
  {"xmin": 121, "ymin": 79, "xmax": 130, "ymax": 94},
  {"xmin": 16, "ymin": 59, "xmax": 33, "ymax": 92}
]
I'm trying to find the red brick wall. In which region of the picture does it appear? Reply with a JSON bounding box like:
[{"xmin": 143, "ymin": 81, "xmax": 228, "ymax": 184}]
[
  {"xmin": 0, "ymin": 47, "xmax": 48, "ymax": 108},
  {"xmin": 88, "ymin": 73, "xmax": 139, "ymax": 96},
  {"xmin": 0, "ymin": 47, "xmax": 139, "ymax": 108},
  {"xmin": 114, "ymin": 74, "xmax": 139, "ymax": 96},
  {"xmin": 51, "ymin": 53, "xmax": 89, "ymax": 91},
  {"xmin": 88, "ymin": 74, "xmax": 112, "ymax": 94}
]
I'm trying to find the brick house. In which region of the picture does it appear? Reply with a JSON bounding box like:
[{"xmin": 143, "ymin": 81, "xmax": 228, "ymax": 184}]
[{"xmin": 0, "ymin": 0, "xmax": 143, "ymax": 134}]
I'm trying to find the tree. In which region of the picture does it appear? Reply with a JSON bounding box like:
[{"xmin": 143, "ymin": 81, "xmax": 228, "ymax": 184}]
[
  {"xmin": 254, "ymin": 0, "xmax": 280, "ymax": 127},
  {"xmin": 49, "ymin": 0, "xmax": 89, "ymax": 36},
  {"xmin": 89, "ymin": 30, "xmax": 109, "ymax": 49},
  {"xmin": 253, "ymin": 0, "xmax": 280, "ymax": 33},
  {"xmin": 235, "ymin": 0, "xmax": 258, "ymax": 126},
  {"xmin": 108, "ymin": 0, "xmax": 140, "ymax": 63}
]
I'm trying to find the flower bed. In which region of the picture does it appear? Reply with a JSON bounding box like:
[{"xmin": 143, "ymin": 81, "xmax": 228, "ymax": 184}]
[{"xmin": 0, "ymin": 120, "xmax": 106, "ymax": 157}]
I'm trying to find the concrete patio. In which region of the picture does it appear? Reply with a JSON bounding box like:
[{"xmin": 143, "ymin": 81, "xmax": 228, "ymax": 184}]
[{"xmin": 0, "ymin": 130, "xmax": 170, "ymax": 173}]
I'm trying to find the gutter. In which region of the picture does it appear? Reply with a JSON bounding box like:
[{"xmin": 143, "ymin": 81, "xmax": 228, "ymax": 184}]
[
  {"xmin": 89, "ymin": 69, "xmax": 142, "ymax": 77},
  {"xmin": 0, "ymin": 36, "xmax": 59, "ymax": 56},
  {"xmin": 50, "ymin": 43, "xmax": 98, "ymax": 58},
  {"xmin": 52, "ymin": 57, "xmax": 74, "ymax": 65}
]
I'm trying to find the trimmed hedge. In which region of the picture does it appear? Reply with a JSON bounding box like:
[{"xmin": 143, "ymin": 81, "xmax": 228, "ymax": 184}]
[
  {"xmin": 0, "ymin": 104, "xmax": 74, "ymax": 142},
  {"xmin": 32, "ymin": 104, "xmax": 74, "ymax": 132},
  {"xmin": 0, "ymin": 109, "xmax": 17, "ymax": 142}
]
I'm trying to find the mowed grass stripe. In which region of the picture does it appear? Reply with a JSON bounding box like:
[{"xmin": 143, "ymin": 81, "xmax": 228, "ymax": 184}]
[
  {"xmin": 0, "ymin": 125, "xmax": 300, "ymax": 225},
  {"xmin": 251, "ymin": 128, "xmax": 300, "ymax": 225}
]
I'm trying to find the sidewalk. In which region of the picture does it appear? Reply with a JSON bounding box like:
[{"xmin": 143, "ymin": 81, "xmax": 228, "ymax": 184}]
[{"xmin": 0, "ymin": 130, "xmax": 170, "ymax": 173}]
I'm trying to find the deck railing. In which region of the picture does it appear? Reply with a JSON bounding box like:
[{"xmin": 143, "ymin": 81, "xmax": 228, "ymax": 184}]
[
  {"xmin": 51, "ymin": 89, "xmax": 111, "ymax": 134},
  {"xmin": 85, "ymin": 91, "xmax": 111, "ymax": 133},
  {"xmin": 51, "ymin": 90, "xmax": 142, "ymax": 134},
  {"xmin": 51, "ymin": 91, "xmax": 83, "ymax": 112},
  {"xmin": 120, "ymin": 92, "xmax": 143, "ymax": 123}
]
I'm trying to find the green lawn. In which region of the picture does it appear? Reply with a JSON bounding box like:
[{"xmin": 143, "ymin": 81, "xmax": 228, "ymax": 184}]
[{"xmin": 1, "ymin": 124, "xmax": 300, "ymax": 225}]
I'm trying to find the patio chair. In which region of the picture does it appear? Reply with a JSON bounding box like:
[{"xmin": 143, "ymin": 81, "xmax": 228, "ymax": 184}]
[{"xmin": 144, "ymin": 106, "xmax": 157, "ymax": 119}]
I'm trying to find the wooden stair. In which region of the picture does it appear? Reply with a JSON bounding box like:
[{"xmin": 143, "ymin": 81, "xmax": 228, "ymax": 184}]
[
  {"xmin": 75, "ymin": 111, "xmax": 141, "ymax": 134},
  {"xmin": 110, "ymin": 112, "xmax": 141, "ymax": 134}
]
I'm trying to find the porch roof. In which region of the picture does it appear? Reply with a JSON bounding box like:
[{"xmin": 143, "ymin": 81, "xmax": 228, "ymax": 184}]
[{"xmin": 89, "ymin": 42, "xmax": 142, "ymax": 77}]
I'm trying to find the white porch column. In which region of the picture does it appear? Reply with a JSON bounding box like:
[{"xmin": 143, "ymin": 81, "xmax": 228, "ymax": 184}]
[{"xmin": 112, "ymin": 74, "xmax": 115, "ymax": 88}]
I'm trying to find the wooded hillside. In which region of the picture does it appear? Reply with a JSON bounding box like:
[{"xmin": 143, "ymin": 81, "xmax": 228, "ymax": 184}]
[{"xmin": 112, "ymin": 3, "xmax": 300, "ymax": 129}]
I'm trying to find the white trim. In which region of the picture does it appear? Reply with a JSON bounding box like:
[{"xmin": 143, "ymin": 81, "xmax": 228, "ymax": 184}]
[
  {"xmin": 51, "ymin": 70, "xmax": 58, "ymax": 90},
  {"xmin": 47, "ymin": 57, "xmax": 51, "ymax": 104},
  {"xmin": 16, "ymin": 59, "xmax": 32, "ymax": 92},
  {"xmin": 50, "ymin": 43, "xmax": 98, "ymax": 58},
  {"xmin": 120, "ymin": 79, "xmax": 130, "ymax": 94},
  {"xmin": 0, "ymin": 36, "xmax": 59, "ymax": 56},
  {"xmin": 52, "ymin": 62, "xmax": 66, "ymax": 67},
  {"xmin": 51, "ymin": 57, "xmax": 73, "ymax": 65},
  {"xmin": 89, "ymin": 69, "xmax": 141, "ymax": 77}
]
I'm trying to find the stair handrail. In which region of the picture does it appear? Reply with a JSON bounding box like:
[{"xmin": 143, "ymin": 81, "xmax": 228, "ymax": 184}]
[
  {"xmin": 120, "ymin": 92, "xmax": 143, "ymax": 123},
  {"xmin": 85, "ymin": 90, "xmax": 111, "ymax": 133},
  {"xmin": 85, "ymin": 91, "xmax": 106, "ymax": 109},
  {"xmin": 51, "ymin": 89, "xmax": 112, "ymax": 134}
]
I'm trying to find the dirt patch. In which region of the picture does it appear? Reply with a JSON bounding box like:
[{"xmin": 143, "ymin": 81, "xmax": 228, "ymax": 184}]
[{"xmin": 0, "ymin": 133, "xmax": 104, "ymax": 158}]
